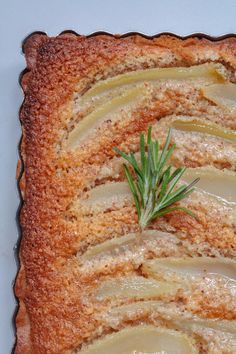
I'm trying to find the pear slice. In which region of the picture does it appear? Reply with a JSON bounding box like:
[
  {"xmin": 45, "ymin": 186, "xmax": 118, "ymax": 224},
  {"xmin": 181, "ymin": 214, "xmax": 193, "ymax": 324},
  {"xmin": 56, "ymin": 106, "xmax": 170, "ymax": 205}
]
[
  {"xmin": 106, "ymin": 301, "xmax": 236, "ymax": 336},
  {"xmin": 202, "ymin": 83, "xmax": 236, "ymax": 111},
  {"xmin": 81, "ymin": 232, "xmax": 135, "ymax": 260},
  {"xmin": 106, "ymin": 300, "xmax": 165, "ymax": 318},
  {"xmin": 66, "ymin": 86, "xmax": 144, "ymax": 150},
  {"xmin": 95, "ymin": 275, "xmax": 177, "ymax": 300},
  {"xmin": 175, "ymin": 317, "xmax": 236, "ymax": 337},
  {"xmin": 181, "ymin": 167, "xmax": 236, "ymax": 205},
  {"xmin": 72, "ymin": 182, "xmax": 132, "ymax": 214},
  {"xmin": 142, "ymin": 257, "xmax": 236, "ymax": 282},
  {"xmin": 83, "ymin": 63, "xmax": 226, "ymax": 99},
  {"xmin": 82, "ymin": 182, "xmax": 131, "ymax": 208},
  {"xmin": 78, "ymin": 325, "xmax": 198, "ymax": 354},
  {"xmin": 171, "ymin": 116, "xmax": 236, "ymax": 143},
  {"xmin": 81, "ymin": 230, "xmax": 176, "ymax": 261}
]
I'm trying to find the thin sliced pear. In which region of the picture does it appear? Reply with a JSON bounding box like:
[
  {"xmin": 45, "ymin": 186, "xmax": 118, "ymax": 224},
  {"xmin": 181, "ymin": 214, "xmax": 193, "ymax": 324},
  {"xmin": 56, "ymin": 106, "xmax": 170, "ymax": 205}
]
[
  {"xmin": 105, "ymin": 301, "xmax": 171, "ymax": 325},
  {"xmin": 171, "ymin": 116, "xmax": 236, "ymax": 143},
  {"xmin": 78, "ymin": 325, "xmax": 198, "ymax": 354},
  {"xmin": 202, "ymin": 83, "xmax": 236, "ymax": 111},
  {"xmin": 66, "ymin": 86, "xmax": 144, "ymax": 150},
  {"xmin": 143, "ymin": 257, "xmax": 236, "ymax": 282},
  {"xmin": 81, "ymin": 230, "xmax": 176, "ymax": 261},
  {"xmin": 181, "ymin": 167, "xmax": 236, "ymax": 205},
  {"xmin": 106, "ymin": 300, "xmax": 164, "ymax": 317},
  {"xmin": 107, "ymin": 301, "xmax": 236, "ymax": 336},
  {"xmin": 83, "ymin": 182, "xmax": 131, "ymax": 208},
  {"xmin": 96, "ymin": 275, "xmax": 177, "ymax": 300},
  {"xmin": 81, "ymin": 233, "xmax": 135, "ymax": 260},
  {"xmin": 175, "ymin": 317, "xmax": 236, "ymax": 337},
  {"xmin": 83, "ymin": 63, "xmax": 226, "ymax": 98},
  {"xmin": 76, "ymin": 84, "xmax": 144, "ymax": 114}
]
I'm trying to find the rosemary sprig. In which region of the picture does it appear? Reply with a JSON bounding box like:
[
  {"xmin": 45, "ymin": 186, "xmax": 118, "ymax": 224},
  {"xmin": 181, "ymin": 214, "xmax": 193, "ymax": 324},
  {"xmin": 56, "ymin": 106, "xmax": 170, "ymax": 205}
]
[{"xmin": 114, "ymin": 127, "xmax": 199, "ymax": 231}]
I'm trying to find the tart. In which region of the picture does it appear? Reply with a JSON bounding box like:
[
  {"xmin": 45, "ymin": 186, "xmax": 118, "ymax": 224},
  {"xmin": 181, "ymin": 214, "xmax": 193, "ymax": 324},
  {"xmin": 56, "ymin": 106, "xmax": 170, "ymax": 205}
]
[{"xmin": 15, "ymin": 33, "xmax": 236, "ymax": 353}]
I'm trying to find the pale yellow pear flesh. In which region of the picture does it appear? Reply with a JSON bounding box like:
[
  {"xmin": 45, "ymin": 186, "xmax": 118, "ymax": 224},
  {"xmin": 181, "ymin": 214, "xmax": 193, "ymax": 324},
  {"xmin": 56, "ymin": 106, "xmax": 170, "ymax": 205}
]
[
  {"xmin": 106, "ymin": 300, "xmax": 165, "ymax": 318},
  {"xmin": 66, "ymin": 86, "xmax": 144, "ymax": 150},
  {"xmin": 81, "ymin": 232, "xmax": 135, "ymax": 260},
  {"xmin": 95, "ymin": 275, "xmax": 177, "ymax": 300},
  {"xmin": 83, "ymin": 182, "xmax": 131, "ymax": 207},
  {"xmin": 106, "ymin": 301, "xmax": 236, "ymax": 336},
  {"xmin": 143, "ymin": 257, "xmax": 236, "ymax": 281},
  {"xmin": 171, "ymin": 116, "xmax": 236, "ymax": 143},
  {"xmin": 81, "ymin": 230, "xmax": 177, "ymax": 261},
  {"xmin": 86, "ymin": 182, "xmax": 130, "ymax": 201},
  {"xmin": 202, "ymin": 83, "xmax": 236, "ymax": 111},
  {"xmin": 78, "ymin": 326, "xmax": 198, "ymax": 354},
  {"xmin": 83, "ymin": 63, "xmax": 226, "ymax": 98},
  {"xmin": 174, "ymin": 317, "xmax": 236, "ymax": 337},
  {"xmin": 182, "ymin": 167, "xmax": 236, "ymax": 204}
]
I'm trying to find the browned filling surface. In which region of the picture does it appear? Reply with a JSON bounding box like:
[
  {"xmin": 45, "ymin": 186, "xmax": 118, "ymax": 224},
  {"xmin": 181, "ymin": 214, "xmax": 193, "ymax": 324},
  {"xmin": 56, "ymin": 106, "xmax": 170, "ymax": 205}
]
[{"xmin": 15, "ymin": 34, "xmax": 236, "ymax": 354}]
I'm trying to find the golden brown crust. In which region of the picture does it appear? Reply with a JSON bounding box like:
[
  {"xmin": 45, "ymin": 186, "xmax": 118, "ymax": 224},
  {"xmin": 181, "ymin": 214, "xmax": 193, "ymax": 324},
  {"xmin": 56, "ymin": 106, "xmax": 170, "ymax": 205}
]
[{"xmin": 16, "ymin": 33, "xmax": 236, "ymax": 353}]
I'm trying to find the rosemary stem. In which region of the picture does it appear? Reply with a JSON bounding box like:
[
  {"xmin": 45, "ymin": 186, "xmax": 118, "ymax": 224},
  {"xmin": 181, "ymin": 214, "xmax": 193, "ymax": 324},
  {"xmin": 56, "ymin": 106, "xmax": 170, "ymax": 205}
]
[{"xmin": 136, "ymin": 225, "xmax": 144, "ymax": 245}]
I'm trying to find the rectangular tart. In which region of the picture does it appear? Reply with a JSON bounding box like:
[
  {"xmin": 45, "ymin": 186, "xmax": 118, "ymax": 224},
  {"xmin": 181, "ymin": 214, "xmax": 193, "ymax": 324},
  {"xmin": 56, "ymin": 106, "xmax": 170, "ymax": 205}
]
[{"xmin": 15, "ymin": 33, "xmax": 236, "ymax": 354}]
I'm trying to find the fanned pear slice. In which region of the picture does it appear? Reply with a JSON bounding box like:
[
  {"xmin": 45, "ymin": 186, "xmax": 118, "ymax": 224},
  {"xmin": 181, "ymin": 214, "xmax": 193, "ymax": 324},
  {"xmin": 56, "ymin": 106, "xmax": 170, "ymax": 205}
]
[
  {"xmin": 81, "ymin": 232, "xmax": 135, "ymax": 260},
  {"xmin": 78, "ymin": 325, "xmax": 198, "ymax": 354},
  {"xmin": 65, "ymin": 86, "xmax": 144, "ymax": 150},
  {"xmin": 83, "ymin": 182, "xmax": 131, "ymax": 208},
  {"xmin": 106, "ymin": 301, "xmax": 165, "ymax": 318},
  {"xmin": 75, "ymin": 83, "xmax": 145, "ymax": 115},
  {"xmin": 95, "ymin": 275, "xmax": 177, "ymax": 300},
  {"xmin": 181, "ymin": 166, "xmax": 236, "ymax": 204},
  {"xmin": 106, "ymin": 301, "xmax": 236, "ymax": 336},
  {"xmin": 142, "ymin": 257, "xmax": 236, "ymax": 282},
  {"xmin": 83, "ymin": 63, "xmax": 226, "ymax": 98},
  {"xmin": 202, "ymin": 83, "xmax": 236, "ymax": 111},
  {"xmin": 81, "ymin": 230, "xmax": 176, "ymax": 260},
  {"xmin": 171, "ymin": 116, "xmax": 236, "ymax": 143},
  {"xmin": 175, "ymin": 317, "xmax": 236, "ymax": 338}
]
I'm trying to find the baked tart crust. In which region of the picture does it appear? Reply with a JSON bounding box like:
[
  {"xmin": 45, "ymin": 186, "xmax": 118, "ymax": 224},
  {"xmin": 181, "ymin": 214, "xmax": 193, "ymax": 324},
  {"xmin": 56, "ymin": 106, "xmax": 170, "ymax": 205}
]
[{"xmin": 15, "ymin": 33, "xmax": 236, "ymax": 353}]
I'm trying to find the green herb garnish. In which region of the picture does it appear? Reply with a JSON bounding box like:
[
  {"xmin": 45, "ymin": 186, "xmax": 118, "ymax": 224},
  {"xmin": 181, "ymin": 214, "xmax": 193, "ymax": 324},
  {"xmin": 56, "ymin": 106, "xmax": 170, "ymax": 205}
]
[{"xmin": 114, "ymin": 127, "xmax": 199, "ymax": 232}]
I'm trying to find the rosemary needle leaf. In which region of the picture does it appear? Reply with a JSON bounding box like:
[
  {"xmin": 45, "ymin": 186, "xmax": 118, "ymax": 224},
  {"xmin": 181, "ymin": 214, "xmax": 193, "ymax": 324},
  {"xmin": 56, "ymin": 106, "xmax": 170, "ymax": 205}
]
[
  {"xmin": 123, "ymin": 164, "xmax": 137, "ymax": 197},
  {"xmin": 147, "ymin": 126, "xmax": 152, "ymax": 144},
  {"xmin": 114, "ymin": 127, "xmax": 199, "ymax": 231},
  {"xmin": 153, "ymin": 206, "xmax": 197, "ymax": 219},
  {"xmin": 113, "ymin": 147, "xmax": 131, "ymax": 164},
  {"xmin": 159, "ymin": 166, "xmax": 171, "ymax": 201},
  {"xmin": 123, "ymin": 164, "xmax": 141, "ymax": 218},
  {"xmin": 140, "ymin": 133, "xmax": 146, "ymax": 173},
  {"xmin": 166, "ymin": 167, "xmax": 186, "ymax": 195}
]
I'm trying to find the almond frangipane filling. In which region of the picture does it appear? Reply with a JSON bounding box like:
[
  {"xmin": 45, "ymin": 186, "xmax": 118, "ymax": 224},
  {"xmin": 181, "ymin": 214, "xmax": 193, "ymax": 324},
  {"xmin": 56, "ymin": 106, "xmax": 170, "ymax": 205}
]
[{"xmin": 64, "ymin": 64, "xmax": 236, "ymax": 353}]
